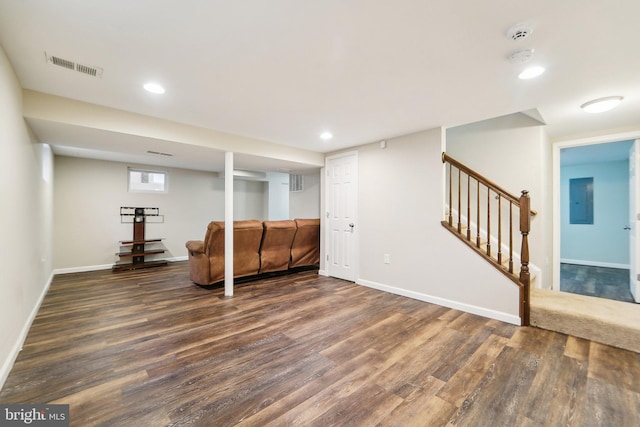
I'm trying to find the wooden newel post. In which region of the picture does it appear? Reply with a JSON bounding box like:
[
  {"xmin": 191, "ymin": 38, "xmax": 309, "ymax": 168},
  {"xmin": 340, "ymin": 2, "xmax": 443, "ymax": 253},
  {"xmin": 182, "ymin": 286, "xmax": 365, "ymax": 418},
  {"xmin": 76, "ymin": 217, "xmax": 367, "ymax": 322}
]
[
  {"xmin": 448, "ymin": 163, "xmax": 453, "ymax": 227},
  {"xmin": 518, "ymin": 190, "xmax": 531, "ymax": 326}
]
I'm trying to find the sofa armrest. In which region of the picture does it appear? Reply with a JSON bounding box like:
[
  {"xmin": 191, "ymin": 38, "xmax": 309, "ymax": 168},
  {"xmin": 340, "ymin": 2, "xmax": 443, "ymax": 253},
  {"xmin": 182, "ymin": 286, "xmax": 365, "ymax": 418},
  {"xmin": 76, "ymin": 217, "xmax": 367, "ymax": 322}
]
[
  {"xmin": 185, "ymin": 240, "xmax": 205, "ymax": 255},
  {"xmin": 185, "ymin": 240, "xmax": 211, "ymax": 285}
]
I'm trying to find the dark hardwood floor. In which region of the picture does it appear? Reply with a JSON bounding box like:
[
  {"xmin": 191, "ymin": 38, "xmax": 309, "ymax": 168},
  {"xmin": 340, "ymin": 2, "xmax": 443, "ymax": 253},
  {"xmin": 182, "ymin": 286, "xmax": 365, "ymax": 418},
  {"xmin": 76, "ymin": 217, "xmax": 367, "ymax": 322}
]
[
  {"xmin": 560, "ymin": 263, "xmax": 636, "ymax": 303},
  {"xmin": 1, "ymin": 261, "xmax": 639, "ymax": 426}
]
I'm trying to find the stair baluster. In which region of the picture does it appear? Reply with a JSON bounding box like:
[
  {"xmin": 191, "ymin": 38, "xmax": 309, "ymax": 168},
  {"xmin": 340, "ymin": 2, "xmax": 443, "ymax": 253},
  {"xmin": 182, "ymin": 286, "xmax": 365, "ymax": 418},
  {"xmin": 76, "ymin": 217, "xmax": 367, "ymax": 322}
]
[
  {"xmin": 448, "ymin": 162, "xmax": 453, "ymax": 227},
  {"xmin": 486, "ymin": 188, "xmax": 491, "ymax": 257},
  {"xmin": 497, "ymin": 194, "xmax": 502, "ymax": 265},
  {"xmin": 457, "ymin": 168, "xmax": 462, "ymax": 233},
  {"xmin": 476, "ymin": 180, "xmax": 481, "ymax": 248},
  {"xmin": 467, "ymin": 174, "xmax": 471, "ymax": 241},
  {"xmin": 509, "ymin": 201, "xmax": 514, "ymax": 274}
]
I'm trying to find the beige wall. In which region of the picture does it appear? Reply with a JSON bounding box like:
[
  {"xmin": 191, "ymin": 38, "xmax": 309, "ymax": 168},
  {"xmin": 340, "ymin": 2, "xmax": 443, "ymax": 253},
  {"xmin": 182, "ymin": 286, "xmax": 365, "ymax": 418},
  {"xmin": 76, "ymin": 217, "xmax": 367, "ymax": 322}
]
[
  {"xmin": 53, "ymin": 156, "xmax": 267, "ymax": 270},
  {"xmin": 52, "ymin": 156, "xmax": 321, "ymax": 270},
  {"xmin": 0, "ymin": 47, "xmax": 54, "ymax": 386},
  {"xmin": 329, "ymin": 127, "xmax": 520, "ymax": 323},
  {"xmin": 289, "ymin": 172, "xmax": 321, "ymax": 219}
]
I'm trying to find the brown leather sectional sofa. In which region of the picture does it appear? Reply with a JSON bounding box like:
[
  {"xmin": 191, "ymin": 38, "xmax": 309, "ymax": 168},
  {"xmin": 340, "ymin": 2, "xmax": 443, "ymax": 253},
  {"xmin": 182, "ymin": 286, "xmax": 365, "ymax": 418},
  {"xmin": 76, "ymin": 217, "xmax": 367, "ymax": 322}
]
[{"xmin": 185, "ymin": 218, "xmax": 320, "ymax": 285}]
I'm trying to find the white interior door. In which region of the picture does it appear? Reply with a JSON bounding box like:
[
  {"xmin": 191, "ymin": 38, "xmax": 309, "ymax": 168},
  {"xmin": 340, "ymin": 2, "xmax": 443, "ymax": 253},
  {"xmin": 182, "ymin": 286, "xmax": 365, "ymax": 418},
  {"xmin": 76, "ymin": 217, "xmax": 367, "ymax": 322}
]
[
  {"xmin": 326, "ymin": 152, "xmax": 358, "ymax": 281},
  {"xmin": 630, "ymin": 140, "xmax": 640, "ymax": 302}
]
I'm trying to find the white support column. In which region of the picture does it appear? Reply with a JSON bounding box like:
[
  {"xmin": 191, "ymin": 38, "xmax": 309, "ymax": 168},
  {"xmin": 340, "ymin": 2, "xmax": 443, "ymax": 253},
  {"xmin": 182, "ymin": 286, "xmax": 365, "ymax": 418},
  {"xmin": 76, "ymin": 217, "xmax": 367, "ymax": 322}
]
[{"xmin": 224, "ymin": 151, "xmax": 234, "ymax": 296}]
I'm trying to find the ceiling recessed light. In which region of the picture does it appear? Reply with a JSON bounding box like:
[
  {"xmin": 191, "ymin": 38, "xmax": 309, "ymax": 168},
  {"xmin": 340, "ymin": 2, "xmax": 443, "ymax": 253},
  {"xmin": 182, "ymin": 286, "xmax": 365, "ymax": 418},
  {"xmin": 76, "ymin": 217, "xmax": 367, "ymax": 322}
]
[
  {"xmin": 320, "ymin": 132, "xmax": 333, "ymax": 141},
  {"xmin": 518, "ymin": 66, "xmax": 545, "ymax": 80},
  {"xmin": 580, "ymin": 96, "xmax": 623, "ymax": 113},
  {"xmin": 143, "ymin": 82, "xmax": 165, "ymax": 94}
]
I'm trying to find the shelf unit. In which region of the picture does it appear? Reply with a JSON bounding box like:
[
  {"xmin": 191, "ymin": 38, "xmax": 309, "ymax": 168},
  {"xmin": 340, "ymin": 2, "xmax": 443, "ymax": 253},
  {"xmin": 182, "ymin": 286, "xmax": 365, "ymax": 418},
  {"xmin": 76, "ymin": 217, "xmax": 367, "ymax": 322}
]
[{"xmin": 113, "ymin": 207, "xmax": 168, "ymax": 272}]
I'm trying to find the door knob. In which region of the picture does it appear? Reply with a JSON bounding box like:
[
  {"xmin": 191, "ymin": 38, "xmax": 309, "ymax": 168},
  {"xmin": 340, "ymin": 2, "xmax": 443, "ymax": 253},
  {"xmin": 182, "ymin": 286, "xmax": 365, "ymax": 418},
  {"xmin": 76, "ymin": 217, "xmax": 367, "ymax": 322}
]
[{"xmin": 624, "ymin": 225, "xmax": 632, "ymax": 230}]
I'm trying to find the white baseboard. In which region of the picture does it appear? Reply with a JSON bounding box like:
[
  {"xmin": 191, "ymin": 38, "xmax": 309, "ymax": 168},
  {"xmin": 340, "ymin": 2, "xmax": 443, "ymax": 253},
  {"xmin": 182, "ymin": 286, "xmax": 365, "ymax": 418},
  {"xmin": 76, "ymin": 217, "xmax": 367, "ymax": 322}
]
[
  {"xmin": 560, "ymin": 258, "xmax": 630, "ymax": 270},
  {"xmin": 52, "ymin": 256, "xmax": 189, "ymax": 275},
  {"xmin": 0, "ymin": 271, "xmax": 54, "ymax": 390},
  {"xmin": 318, "ymin": 269, "xmax": 329, "ymax": 277},
  {"xmin": 357, "ymin": 278, "xmax": 521, "ymax": 326},
  {"xmin": 53, "ymin": 263, "xmax": 113, "ymax": 275}
]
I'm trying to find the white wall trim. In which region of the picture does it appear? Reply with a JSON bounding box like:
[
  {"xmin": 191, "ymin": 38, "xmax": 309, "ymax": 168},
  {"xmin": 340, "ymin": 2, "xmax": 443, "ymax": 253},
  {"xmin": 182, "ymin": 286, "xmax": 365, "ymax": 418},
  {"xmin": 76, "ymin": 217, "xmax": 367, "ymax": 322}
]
[
  {"xmin": 53, "ymin": 264, "xmax": 113, "ymax": 275},
  {"xmin": 53, "ymin": 256, "xmax": 188, "ymax": 275},
  {"xmin": 0, "ymin": 271, "xmax": 54, "ymax": 389},
  {"xmin": 560, "ymin": 258, "xmax": 630, "ymax": 270},
  {"xmin": 318, "ymin": 269, "xmax": 329, "ymax": 277},
  {"xmin": 552, "ymin": 129, "xmax": 640, "ymax": 147},
  {"xmin": 357, "ymin": 278, "xmax": 521, "ymax": 326}
]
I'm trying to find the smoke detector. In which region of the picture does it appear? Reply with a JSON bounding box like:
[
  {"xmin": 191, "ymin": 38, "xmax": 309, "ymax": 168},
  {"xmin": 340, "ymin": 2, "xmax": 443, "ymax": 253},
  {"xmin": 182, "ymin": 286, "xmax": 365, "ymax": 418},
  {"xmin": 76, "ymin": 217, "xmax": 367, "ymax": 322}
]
[
  {"xmin": 44, "ymin": 52, "xmax": 103, "ymax": 78},
  {"xmin": 507, "ymin": 23, "xmax": 533, "ymax": 41},
  {"xmin": 508, "ymin": 48, "xmax": 535, "ymax": 64}
]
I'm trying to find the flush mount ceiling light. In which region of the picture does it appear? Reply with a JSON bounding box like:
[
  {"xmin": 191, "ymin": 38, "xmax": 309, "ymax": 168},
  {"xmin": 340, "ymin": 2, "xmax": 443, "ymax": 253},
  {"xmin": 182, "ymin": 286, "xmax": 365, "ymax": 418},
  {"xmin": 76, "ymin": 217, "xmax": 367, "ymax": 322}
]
[
  {"xmin": 518, "ymin": 66, "xmax": 545, "ymax": 80},
  {"xmin": 320, "ymin": 131, "xmax": 333, "ymax": 141},
  {"xmin": 580, "ymin": 96, "xmax": 623, "ymax": 113},
  {"xmin": 143, "ymin": 82, "xmax": 165, "ymax": 94}
]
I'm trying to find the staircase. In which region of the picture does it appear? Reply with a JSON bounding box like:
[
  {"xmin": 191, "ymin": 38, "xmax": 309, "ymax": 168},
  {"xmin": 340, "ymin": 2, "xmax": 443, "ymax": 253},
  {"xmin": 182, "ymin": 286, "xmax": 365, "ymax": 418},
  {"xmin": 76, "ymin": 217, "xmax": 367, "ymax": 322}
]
[
  {"xmin": 442, "ymin": 153, "xmax": 640, "ymax": 354},
  {"xmin": 442, "ymin": 153, "xmax": 533, "ymax": 325}
]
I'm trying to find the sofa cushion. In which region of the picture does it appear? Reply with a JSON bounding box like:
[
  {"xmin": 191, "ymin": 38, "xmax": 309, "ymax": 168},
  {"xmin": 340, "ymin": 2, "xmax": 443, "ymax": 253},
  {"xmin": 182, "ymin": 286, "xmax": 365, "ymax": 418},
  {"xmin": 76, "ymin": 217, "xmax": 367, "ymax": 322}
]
[
  {"xmin": 259, "ymin": 220, "xmax": 297, "ymax": 273},
  {"xmin": 290, "ymin": 218, "xmax": 320, "ymax": 268},
  {"xmin": 205, "ymin": 220, "xmax": 263, "ymax": 284}
]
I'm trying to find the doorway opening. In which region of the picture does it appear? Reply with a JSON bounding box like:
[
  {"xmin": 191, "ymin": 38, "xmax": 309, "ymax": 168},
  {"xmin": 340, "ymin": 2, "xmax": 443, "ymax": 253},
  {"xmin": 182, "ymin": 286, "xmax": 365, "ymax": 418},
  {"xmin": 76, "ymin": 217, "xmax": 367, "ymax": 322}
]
[{"xmin": 559, "ymin": 139, "xmax": 637, "ymax": 303}]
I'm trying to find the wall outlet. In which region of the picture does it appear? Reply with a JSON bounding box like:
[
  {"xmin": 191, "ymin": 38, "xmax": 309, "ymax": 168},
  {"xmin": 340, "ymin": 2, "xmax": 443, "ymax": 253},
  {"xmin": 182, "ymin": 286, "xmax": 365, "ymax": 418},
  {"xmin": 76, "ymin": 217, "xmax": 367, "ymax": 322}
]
[{"xmin": 384, "ymin": 254, "xmax": 391, "ymax": 264}]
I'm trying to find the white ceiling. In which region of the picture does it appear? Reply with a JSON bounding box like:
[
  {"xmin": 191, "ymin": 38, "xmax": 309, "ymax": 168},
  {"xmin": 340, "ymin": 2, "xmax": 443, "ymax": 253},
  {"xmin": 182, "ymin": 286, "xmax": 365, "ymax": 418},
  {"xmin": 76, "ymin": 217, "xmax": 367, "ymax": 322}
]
[{"xmin": 1, "ymin": 1, "xmax": 640, "ymax": 172}]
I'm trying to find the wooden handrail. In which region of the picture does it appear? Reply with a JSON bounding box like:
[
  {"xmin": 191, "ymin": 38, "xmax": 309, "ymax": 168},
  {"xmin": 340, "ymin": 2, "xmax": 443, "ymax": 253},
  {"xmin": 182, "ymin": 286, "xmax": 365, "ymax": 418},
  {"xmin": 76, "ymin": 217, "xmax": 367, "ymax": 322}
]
[
  {"xmin": 441, "ymin": 152, "xmax": 532, "ymax": 326},
  {"xmin": 442, "ymin": 152, "xmax": 537, "ymax": 216}
]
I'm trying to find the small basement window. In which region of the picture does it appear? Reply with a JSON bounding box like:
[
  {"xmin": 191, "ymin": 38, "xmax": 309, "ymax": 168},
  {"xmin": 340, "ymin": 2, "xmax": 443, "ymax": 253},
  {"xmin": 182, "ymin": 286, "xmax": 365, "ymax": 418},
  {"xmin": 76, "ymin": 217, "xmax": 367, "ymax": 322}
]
[
  {"xmin": 569, "ymin": 177, "xmax": 593, "ymax": 224},
  {"xmin": 128, "ymin": 168, "xmax": 167, "ymax": 193}
]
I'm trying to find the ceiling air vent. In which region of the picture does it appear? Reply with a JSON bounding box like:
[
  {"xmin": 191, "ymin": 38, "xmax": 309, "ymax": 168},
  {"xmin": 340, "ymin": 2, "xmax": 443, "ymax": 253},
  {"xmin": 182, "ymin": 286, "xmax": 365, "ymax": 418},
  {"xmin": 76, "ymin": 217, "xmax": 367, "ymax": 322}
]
[
  {"xmin": 45, "ymin": 52, "xmax": 103, "ymax": 78},
  {"xmin": 50, "ymin": 55, "xmax": 74, "ymax": 70},
  {"xmin": 147, "ymin": 150, "xmax": 173, "ymax": 157},
  {"xmin": 76, "ymin": 63, "xmax": 99, "ymax": 77}
]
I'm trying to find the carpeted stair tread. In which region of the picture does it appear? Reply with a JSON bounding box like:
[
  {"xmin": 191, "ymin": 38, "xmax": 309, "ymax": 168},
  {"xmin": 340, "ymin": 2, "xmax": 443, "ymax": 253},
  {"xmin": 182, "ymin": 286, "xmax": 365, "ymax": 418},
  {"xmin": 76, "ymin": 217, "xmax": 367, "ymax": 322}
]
[{"xmin": 530, "ymin": 287, "xmax": 640, "ymax": 353}]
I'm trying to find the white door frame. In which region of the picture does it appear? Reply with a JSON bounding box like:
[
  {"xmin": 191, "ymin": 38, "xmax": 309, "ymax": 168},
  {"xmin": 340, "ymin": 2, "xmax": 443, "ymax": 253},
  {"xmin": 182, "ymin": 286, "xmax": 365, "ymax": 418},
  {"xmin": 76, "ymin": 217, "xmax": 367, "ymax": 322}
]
[
  {"xmin": 630, "ymin": 139, "xmax": 640, "ymax": 301},
  {"xmin": 552, "ymin": 129, "xmax": 640, "ymax": 292},
  {"xmin": 324, "ymin": 151, "xmax": 359, "ymax": 282}
]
